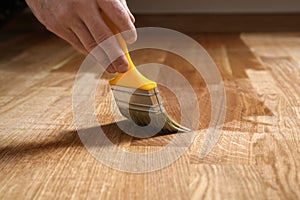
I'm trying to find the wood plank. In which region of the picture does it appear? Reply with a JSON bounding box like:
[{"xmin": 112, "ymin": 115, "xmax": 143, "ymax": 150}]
[{"xmin": 0, "ymin": 30, "xmax": 300, "ymax": 199}]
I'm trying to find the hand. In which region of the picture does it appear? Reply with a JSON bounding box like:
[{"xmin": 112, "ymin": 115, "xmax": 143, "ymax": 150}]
[{"xmin": 25, "ymin": 0, "xmax": 137, "ymax": 73}]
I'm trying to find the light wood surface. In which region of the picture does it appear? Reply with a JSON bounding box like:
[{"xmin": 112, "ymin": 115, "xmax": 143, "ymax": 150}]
[{"xmin": 0, "ymin": 31, "xmax": 300, "ymax": 200}]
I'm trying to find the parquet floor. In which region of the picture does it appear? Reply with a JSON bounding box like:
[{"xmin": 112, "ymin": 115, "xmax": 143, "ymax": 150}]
[{"xmin": 0, "ymin": 31, "xmax": 299, "ymax": 199}]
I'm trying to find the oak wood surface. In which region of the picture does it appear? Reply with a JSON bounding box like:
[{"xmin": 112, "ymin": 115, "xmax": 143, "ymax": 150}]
[{"xmin": 0, "ymin": 31, "xmax": 300, "ymax": 199}]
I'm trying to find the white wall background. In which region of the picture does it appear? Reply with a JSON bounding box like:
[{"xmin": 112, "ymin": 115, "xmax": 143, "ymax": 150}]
[{"xmin": 128, "ymin": 0, "xmax": 300, "ymax": 14}]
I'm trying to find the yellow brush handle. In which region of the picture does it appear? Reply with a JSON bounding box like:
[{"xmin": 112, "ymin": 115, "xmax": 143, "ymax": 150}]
[
  {"xmin": 101, "ymin": 12, "xmax": 157, "ymax": 90},
  {"xmin": 101, "ymin": 13, "xmax": 135, "ymax": 71}
]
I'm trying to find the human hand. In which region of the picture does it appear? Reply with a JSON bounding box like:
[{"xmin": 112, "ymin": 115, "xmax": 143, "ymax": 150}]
[{"xmin": 25, "ymin": 0, "xmax": 136, "ymax": 73}]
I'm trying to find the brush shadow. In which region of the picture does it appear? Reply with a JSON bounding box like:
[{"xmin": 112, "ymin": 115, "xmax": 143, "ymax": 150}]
[
  {"xmin": 0, "ymin": 120, "xmax": 180, "ymax": 162},
  {"xmin": 0, "ymin": 130, "xmax": 80, "ymax": 161}
]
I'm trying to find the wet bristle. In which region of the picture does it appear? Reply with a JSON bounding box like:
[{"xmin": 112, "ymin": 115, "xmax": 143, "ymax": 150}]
[{"xmin": 111, "ymin": 86, "xmax": 190, "ymax": 134}]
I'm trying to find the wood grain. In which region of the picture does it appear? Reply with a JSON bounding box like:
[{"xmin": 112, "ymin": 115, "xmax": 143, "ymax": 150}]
[{"xmin": 0, "ymin": 30, "xmax": 300, "ymax": 199}]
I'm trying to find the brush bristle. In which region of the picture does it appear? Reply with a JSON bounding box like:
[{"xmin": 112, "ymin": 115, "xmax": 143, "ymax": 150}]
[
  {"xmin": 111, "ymin": 86, "xmax": 190, "ymax": 135},
  {"xmin": 119, "ymin": 108, "xmax": 190, "ymax": 134}
]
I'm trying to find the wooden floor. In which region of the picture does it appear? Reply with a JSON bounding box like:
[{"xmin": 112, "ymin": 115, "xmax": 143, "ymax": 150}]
[{"xmin": 0, "ymin": 30, "xmax": 300, "ymax": 199}]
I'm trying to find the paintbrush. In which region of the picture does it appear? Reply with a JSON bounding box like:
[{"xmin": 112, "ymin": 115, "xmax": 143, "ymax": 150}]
[{"xmin": 102, "ymin": 13, "xmax": 190, "ymax": 134}]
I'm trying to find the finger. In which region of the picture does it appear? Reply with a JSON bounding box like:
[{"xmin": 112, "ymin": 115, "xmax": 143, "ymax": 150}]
[
  {"xmin": 91, "ymin": 43, "xmax": 121, "ymax": 73},
  {"xmin": 80, "ymin": 7, "xmax": 129, "ymax": 73},
  {"xmin": 70, "ymin": 18, "xmax": 97, "ymax": 52},
  {"xmin": 97, "ymin": 0, "xmax": 137, "ymax": 44},
  {"xmin": 100, "ymin": 38, "xmax": 129, "ymax": 73},
  {"xmin": 120, "ymin": 0, "xmax": 135, "ymax": 23},
  {"xmin": 111, "ymin": 55, "xmax": 129, "ymax": 73},
  {"xmin": 52, "ymin": 26, "xmax": 88, "ymax": 55},
  {"xmin": 67, "ymin": 33, "xmax": 88, "ymax": 54},
  {"xmin": 128, "ymin": 10, "xmax": 135, "ymax": 24},
  {"xmin": 106, "ymin": 63, "xmax": 117, "ymax": 73},
  {"xmin": 69, "ymin": 18, "xmax": 114, "ymax": 71}
]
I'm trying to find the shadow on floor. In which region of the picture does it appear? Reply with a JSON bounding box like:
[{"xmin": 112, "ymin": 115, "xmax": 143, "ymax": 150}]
[{"xmin": 0, "ymin": 120, "xmax": 181, "ymax": 161}]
